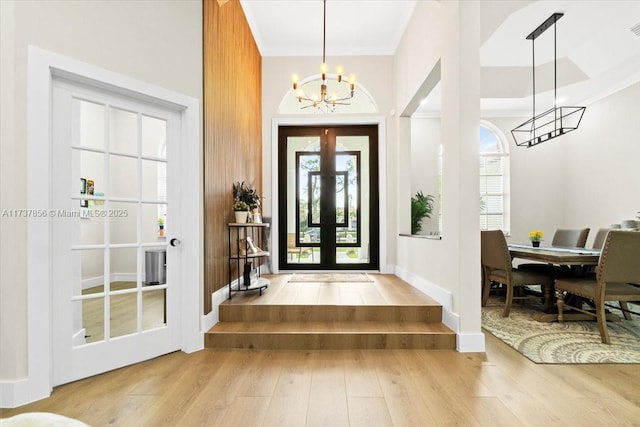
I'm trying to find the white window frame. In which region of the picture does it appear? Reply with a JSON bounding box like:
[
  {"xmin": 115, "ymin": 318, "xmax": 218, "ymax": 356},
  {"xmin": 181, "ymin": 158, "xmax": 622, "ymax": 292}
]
[{"xmin": 479, "ymin": 120, "xmax": 510, "ymax": 234}]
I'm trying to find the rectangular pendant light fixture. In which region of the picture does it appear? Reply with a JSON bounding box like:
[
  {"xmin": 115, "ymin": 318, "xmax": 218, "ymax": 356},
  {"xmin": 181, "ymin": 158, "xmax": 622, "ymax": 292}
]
[{"xmin": 511, "ymin": 13, "xmax": 586, "ymax": 148}]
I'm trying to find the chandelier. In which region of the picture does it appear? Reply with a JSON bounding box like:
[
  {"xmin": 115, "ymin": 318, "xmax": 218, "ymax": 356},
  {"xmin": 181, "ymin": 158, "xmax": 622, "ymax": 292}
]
[
  {"xmin": 290, "ymin": 0, "xmax": 357, "ymax": 113},
  {"xmin": 511, "ymin": 13, "xmax": 586, "ymax": 147}
]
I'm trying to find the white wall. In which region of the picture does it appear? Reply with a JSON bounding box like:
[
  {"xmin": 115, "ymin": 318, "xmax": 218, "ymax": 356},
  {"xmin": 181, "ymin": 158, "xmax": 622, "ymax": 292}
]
[
  {"xmin": 0, "ymin": 0, "xmax": 202, "ymax": 383},
  {"xmin": 394, "ymin": 1, "xmax": 483, "ymax": 351}
]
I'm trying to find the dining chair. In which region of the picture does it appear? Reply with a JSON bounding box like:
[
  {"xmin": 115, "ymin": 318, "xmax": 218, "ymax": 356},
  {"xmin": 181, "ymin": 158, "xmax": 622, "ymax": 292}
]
[
  {"xmin": 586, "ymin": 228, "xmax": 634, "ymax": 320},
  {"xmin": 287, "ymin": 233, "xmax": 302, "ymax": 261},
  {"xmin": 555, "ymin": 230, "xmax": 640, "ymax": 344},
  {"xmin": 591, "ymin": 228, "xmax": 609, "ymax": 250},
  {"xmin": 481, "ymin": 230, "xmax": 555, "ymax": 316},
  {"xmin": 287, "ymin": 232, "xmax": 314, "ymax": 262},
  {"xmin": 551, "ymin": 228, "xmax": 591, "ymax": 247}
]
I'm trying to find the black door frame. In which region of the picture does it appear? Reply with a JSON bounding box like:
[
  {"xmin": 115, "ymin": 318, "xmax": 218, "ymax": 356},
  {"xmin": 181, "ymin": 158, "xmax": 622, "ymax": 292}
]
[{"xmin": 277, "ymin": 125, "xmax": 379, "ymax": 270}]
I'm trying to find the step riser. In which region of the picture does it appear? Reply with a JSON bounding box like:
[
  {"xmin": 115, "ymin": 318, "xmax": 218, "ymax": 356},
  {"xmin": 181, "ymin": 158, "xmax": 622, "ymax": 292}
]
[
  {"xmin": 205, "ymin": 333, "xmax": 456, "ymax": 350},
  {"xmin": 219, "ymin": 305, "xmax": 443, "ymax": 323}
]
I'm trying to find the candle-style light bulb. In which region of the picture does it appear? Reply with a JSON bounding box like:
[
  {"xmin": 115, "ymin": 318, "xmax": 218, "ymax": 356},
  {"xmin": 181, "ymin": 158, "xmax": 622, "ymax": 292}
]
[
  {"xmin": 320, "ymin": 63, "xmax": 328, "ymax": 80},
  {"xmin": 291, "ymin": 74, "xmax": 299, "ymax": 90},
  {"xmin": 335, "ymin": 65, "xmax": 344, "ymax": 82}
]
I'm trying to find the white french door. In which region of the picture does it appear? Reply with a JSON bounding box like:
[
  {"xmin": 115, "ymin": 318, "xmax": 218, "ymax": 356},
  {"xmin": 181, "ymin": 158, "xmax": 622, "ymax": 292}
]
[{"xmin": 51, "ymin": 78, "xmax": 182, "ymax": 386}]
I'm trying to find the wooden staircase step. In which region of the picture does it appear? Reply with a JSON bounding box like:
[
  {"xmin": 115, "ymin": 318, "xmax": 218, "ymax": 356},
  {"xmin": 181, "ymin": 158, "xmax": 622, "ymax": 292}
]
[
  {"xmin": 219, "ymin": 303, "xmax": 443, "ymax": 323},
  {"xmin": 205, "ymin": 321, "xmax": 456, "ymax": 350}
]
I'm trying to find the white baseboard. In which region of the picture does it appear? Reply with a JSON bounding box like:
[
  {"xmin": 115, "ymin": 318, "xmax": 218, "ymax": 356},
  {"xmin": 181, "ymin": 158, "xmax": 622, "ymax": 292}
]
[
  {"xmin": 201, "ymin": 283, "xmax": 231, "ymax": 333},
  {"xmin": 457, "ymin": 332, "xmax": 486, "ymax": 352},
  {"xmin": 394, "ymin": 266, "xmax": 485, "ymax": 352},
  {"xmin": 0, "ymin": 378, "xmax": 49, "ymax": 409},
  {"xmin": 394, "ymin": 266, "xmax": 453, "ymax": 311}
]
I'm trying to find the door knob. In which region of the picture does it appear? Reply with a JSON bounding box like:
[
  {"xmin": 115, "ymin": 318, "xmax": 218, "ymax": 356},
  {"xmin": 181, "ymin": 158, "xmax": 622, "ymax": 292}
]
[{"xmin": 170, "ymin": 238, "xmax": 181, "ymax": 247}]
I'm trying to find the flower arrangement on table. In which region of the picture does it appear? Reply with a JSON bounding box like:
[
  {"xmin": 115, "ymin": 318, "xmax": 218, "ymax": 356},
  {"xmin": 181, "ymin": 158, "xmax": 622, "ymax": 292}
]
[{"xmin": 528, "ymin": 230, "xmax": 543, "ymax": 247}]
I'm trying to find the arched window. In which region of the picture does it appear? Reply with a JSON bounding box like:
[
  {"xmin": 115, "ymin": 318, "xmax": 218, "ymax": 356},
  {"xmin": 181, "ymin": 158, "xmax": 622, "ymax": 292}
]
[{"xmin": 479, "ymin": 121, "xmax": 510, "ymax": 232}]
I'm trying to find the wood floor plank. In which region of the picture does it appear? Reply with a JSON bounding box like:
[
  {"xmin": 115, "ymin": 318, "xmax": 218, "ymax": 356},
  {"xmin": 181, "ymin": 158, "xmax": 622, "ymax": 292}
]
[
  {"xmin": 343, "ymin": 350, "xmax": 383, "ymax": 398},
  {"xmin": 4, "ymin": 274, "xmax": 639, "ymax": 426},
  {"xmin": 347, "ymin": 396, "xmax": 394, "ymax": 427},
  {"xmin": 370, "ymin": 350, "xmax": 435, "ymax": 425},
  {"xmin": 393, "ymin": 350, "xmax": 485, "ymax": 426},
  {"xmin": 306, "ymin": 351, "xmax": 350, "ymax": 427}
]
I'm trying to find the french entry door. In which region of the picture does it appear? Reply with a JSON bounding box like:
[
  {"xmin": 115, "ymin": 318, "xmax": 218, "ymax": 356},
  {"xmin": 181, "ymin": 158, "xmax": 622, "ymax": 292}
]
[
  {"xmin": 278, "ymin": 125, "xmax": 379, "ymax": 270},
  {"xmin": 51, "ymin": 78, "xmax": 182, "ymax": 386}
]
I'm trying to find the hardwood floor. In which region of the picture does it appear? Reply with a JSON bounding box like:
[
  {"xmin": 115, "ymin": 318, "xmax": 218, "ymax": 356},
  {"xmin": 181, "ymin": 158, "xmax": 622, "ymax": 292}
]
[
  {"xmin": 2, "ymin": 273, "xmax": 639, "ymax": 425},
  {"xmin": 1, "ymin": 335, "xmax": 639, "ymax": 426}
]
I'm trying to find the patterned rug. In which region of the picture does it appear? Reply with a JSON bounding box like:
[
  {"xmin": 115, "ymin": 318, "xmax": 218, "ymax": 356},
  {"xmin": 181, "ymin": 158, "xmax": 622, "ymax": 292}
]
[
  {"xmin": 288, "ymin": 273, "xmax": 373, "ymax": 283},
  {"xmin": 482, "ymin": 297, "xmax": 640, "ymax": 363}
]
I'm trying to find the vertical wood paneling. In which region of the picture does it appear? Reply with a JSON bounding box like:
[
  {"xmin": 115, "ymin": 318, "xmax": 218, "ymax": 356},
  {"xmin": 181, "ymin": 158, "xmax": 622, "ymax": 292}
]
[{"xmin": 203, "ymin": 0, "xmax": 262, "ymax": 313}]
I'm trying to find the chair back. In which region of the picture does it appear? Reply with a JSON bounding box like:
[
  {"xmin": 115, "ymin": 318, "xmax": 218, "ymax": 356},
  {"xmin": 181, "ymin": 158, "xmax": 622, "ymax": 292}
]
[
  {"xmin": 551, "ymin": 228, "xmax": 590, "ymax": 247},
  {"xmin": 597, "ymin": 230, "xmax": 640, "ymax": 284},
  {"xmin": 480, "ymin": 230, "xmax": 512, "ymax": 272},
  {"xmin": 287, "ymin": 233, "xmax": 297, "ymax": 249},
  {"xmin": 591, "ymin": 228, "xmax": 609, "ymax": 249}
]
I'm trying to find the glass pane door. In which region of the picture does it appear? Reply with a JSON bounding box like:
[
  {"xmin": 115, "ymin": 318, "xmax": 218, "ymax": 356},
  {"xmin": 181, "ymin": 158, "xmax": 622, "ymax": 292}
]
[
  {"xmin": 278, "ymin": 126, "xmax": 379, "ymax": 270},
  {"xmin": 72, "ymin": 100, "xmax": 169, "ymax": 344},
  {"xmin": 52, "ymin": 81, "xmax": 181, "ymax": 386}
]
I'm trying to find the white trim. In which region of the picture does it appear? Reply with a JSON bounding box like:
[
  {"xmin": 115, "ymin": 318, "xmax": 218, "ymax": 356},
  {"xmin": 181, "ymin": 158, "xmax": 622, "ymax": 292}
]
[
  {"xmin": 14, "ymin": 45, "xmax": 202, "ymax": 407},
  {"xmin": 270, "ymin": 115, "xmax": 387, "ymax": 273},
  {"xmin": 201, "ymin": 285, "xmax": 229, "ymax": 333},
  {"xmin": 394, "ymin": 265, "xmax": 486, "ymax": 353},
  {"xmin": 457, "ymin": 333, "xmax": 486, "ymax": 352},
  {"xmin": 394, "ymin": 265, "xmax": 453, "ymax": 314}
]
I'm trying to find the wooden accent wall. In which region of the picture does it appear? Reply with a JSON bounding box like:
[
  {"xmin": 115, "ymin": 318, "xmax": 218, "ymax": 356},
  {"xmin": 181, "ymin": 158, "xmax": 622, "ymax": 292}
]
[{"xmin": 203, "ymin": 0, "xmax": 262, "ymax": 313}]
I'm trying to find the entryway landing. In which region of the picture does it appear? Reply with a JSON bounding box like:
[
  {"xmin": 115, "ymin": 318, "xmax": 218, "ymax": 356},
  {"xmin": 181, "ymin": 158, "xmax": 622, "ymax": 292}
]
[{"xmin": 205, "ymin": 273, "xmax": 456, "ymax": 350}]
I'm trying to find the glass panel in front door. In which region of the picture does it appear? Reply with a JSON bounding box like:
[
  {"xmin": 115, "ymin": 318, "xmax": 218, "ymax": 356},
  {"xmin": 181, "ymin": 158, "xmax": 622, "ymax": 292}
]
[
  {"xmin": 71, "ymin": 99, "xmax": 168, "ymax": 346},
  {"xmin": 286, "ymin": 136, "xmax": 321, "ymax": 264},
  {"xmin": 335, "ymin": 136, "xmax": 369, "ymax": 264}
]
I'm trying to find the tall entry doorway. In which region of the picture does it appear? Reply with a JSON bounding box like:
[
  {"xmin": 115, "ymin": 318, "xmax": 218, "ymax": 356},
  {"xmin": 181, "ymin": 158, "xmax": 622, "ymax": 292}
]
[{"xmin": 278, "ymin": 125, "xmax": 379, "ymax": 270}]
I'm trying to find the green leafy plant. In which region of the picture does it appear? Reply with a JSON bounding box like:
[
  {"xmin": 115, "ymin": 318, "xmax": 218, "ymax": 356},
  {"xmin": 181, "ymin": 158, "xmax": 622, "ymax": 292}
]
[
  {"xmin": 411, "ymin": 191, "xmax": 434, "ymax": 234},
  {"xmin": 233, "ymin": 200, "xmax": 249, "ymax": 211},
  {"xmin": 232, "ymin": 181, "xmax": 261, "ymax": 210}
]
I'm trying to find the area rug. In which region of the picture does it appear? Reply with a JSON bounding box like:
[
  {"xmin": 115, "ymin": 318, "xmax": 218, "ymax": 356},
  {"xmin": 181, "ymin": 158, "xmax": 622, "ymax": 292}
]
[
  {"xmin": 288, "ymin": 273, "xmax": 373, "ymax": 283},
  {"xmin": 1, "ymin": 412, "xmax": 89, "ymax": 426},
  {"xmin": 482, "ymin": 297, "xmax": 640, "ymax": 364}
]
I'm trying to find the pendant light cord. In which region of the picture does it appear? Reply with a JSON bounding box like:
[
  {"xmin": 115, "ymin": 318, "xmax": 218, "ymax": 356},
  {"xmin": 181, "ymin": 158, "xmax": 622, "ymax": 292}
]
[{"xmin": 322, "ymin": 0, "xmax": 326, "ymax": 65}]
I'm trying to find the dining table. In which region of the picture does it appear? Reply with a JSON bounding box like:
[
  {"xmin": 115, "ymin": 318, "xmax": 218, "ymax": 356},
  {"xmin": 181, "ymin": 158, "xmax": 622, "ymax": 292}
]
[{"xmin": 507, "ymin": 243, "xmax": 622, "ymax": 322}]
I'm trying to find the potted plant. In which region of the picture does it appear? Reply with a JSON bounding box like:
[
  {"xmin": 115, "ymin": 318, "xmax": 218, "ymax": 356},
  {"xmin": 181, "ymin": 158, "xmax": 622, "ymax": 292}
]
[
  {"xmin": 233, "ymin": 181, "xmax": 261, "ymax": 222},
  {"xmin": 233, "ymin": 201, "xmax": 249, "ymax": 223},
  {"xmin": 529, "ymin": 230, "xmax": 543, "ymax": 247},
  {"xmin": 158, "ymin": 216, "xmax": 166, "ymax": 237},
  {"xmin": 411, "ymin": 191, "xmax": 434, "ymax": 234}
]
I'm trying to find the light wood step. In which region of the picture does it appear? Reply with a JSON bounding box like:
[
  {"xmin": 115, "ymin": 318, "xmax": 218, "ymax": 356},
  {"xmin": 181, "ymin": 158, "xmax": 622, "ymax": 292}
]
[
  {"xmin": 205, "ymin": 321, "xmax": 456, "ymax": 350},
  {"xmin": 219, "ymin": 303, "xmax": 443, "ymax": 323}
]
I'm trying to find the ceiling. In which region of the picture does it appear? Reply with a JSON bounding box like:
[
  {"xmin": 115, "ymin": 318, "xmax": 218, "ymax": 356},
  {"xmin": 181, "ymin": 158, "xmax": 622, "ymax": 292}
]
[{"xmin": 240, "ymin": 0, "xmax": 640, "ymax": 116}]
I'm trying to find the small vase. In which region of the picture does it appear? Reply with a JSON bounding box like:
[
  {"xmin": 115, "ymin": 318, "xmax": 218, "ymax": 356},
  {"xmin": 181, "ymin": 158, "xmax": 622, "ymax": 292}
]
[
  {"xmin": 234, "ymin": 211, "xmax": 248, "ymax": 223},
  {"xmin": 532, "ymin": 241, "xmax": 540, "ymax": 247}
]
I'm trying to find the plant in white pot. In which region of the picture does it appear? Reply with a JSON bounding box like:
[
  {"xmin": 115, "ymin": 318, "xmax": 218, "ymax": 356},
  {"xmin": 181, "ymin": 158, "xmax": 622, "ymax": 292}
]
[
  {"xmin": 232, "ymin": 181, "xmax": 261, "ymax": 223},
  {"xmin": 233, "ymin": 201, "xmax": 249, "ymax": 223}
]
